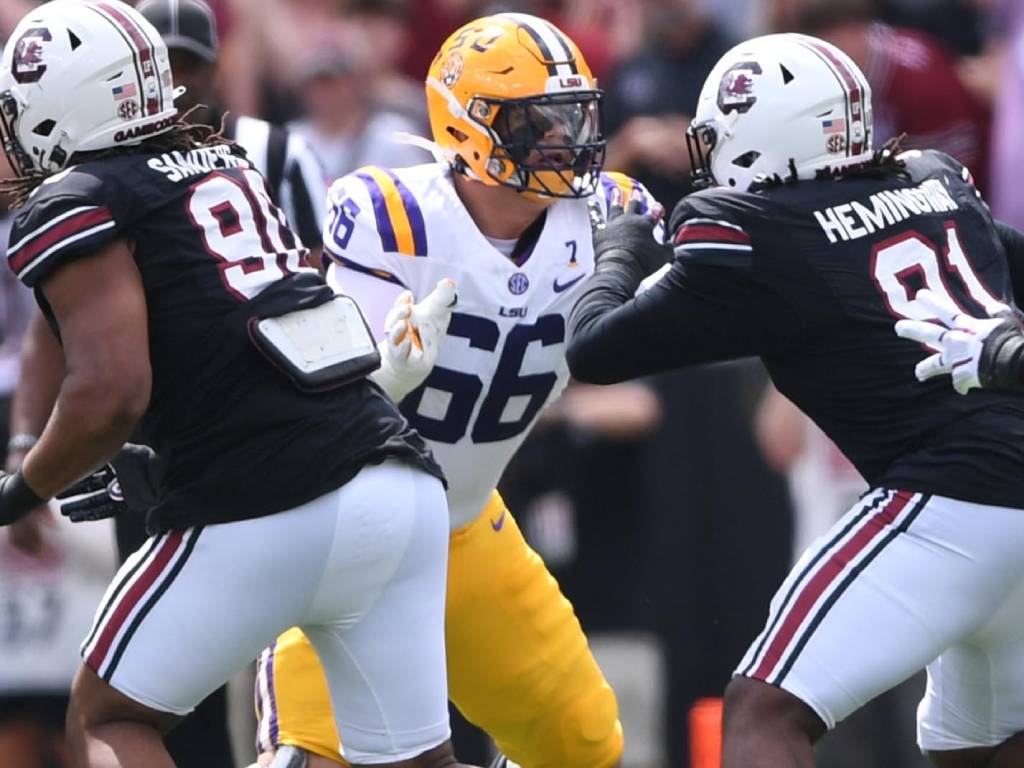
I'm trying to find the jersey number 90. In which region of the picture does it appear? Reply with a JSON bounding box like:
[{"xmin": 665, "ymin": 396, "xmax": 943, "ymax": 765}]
[{"xmin": 188, "ymin": 169, "xmax": 313, "ymax": 301}]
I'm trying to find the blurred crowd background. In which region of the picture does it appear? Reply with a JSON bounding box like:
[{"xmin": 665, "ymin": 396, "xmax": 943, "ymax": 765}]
[{"xmin": 0, "ymin": 0, "xmax": 1020, "ymax": 766}]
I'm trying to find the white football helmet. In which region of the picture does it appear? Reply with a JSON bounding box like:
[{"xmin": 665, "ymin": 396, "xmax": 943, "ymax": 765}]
[
  {"xmin": 686, "ymin": 34, "xmax": 873, "ymax": 191},
  {"xmin": 0, "ymin": 0, "xmax": 177, "ymax": 175}
]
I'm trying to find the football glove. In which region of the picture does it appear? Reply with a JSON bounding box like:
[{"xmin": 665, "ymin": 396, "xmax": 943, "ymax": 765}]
[
  {"xmin": 894, "ymin": 289, "xmax": 1021, "ymax": 394},
  {"xmin": 56, "ymin": 443, "xmax": 163, "ymax": 522},
  {"xmin": 593, "ymin": 192, "xmax": 670, "ymax": 282},
  {"xmin": 370, "ymin": 279, "xmax": 457, "ymax": 402}
]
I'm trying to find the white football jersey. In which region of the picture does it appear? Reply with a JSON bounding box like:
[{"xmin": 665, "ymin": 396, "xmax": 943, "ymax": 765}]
[{"xmin": 323, "ymin": 163, "xmax": 658, "ymax": 529}]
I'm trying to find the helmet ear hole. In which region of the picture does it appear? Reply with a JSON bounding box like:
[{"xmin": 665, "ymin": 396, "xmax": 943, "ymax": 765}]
[
  {"xmin": 32, "ymin": 119, "xmax": 55, "ymax": 137},
  {"xmin": 780, "ymin": 63, "xmax": 794, "ymax": 84},
  {"xmin": 732, "ymin": 150, "xmax": 760, "ymax": 168},
  {"xmin": 68, "ymin": 30, "xmax": 82, "ymax": 50},
  {"xmin": 446, "ymin": 126, "xmax": 468, "ymax": 143}
]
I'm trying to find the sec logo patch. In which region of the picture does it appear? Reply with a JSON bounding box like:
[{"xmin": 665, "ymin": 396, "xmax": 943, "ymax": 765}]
[{"xmin": 507, "ymin": 272, "xmax": 530, "ymax": 295}]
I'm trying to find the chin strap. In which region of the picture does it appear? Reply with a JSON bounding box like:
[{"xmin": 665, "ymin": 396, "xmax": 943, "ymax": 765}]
[{"xmin": 392, "ymin": 131, "xmax": 486, "ymax": 182}]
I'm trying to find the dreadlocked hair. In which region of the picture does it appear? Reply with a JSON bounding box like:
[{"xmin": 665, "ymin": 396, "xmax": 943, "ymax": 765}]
[
  {"xmin": 2, "ymin": 107, "xmax": 243, "ymax": 210},
  {"xmin": 814, "ymin": 134, "xmax": 910, "ymax": 183},
  {"xmin": 749, "ymin": 135, "xmax": 910, "ymax": 192}
]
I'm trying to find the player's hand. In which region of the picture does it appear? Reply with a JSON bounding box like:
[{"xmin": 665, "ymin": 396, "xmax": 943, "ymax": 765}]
[
  {"xmin": 56, "ymin": 443, "xmax": 162, "ymax": 522},
  {"xmin": 894, "ymin": 289, "xmax": 1014, "ymax": 394},
  {"xmin": 370, "ymin": 279, "xmax": 457, "ymax": 403},
  {"xmin": 593, "ymin": 189, "xmax": 670, "ymax": 279}
]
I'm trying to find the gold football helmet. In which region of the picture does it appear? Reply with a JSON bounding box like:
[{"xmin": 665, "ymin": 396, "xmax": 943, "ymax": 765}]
[{"xmin": 426, "ymin": 13, "xmax": 604, "ymax": 199}]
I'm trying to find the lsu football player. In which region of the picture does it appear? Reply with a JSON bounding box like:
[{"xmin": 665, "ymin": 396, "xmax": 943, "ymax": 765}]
[{"xmin": 254, "ymin": 13, "xmax": 661, "ymax": 768}]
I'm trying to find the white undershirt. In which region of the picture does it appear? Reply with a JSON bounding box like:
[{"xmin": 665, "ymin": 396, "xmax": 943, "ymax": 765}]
[{"xmin": 485, "ymin": 236, "xmax": 518, "ymax": 260}]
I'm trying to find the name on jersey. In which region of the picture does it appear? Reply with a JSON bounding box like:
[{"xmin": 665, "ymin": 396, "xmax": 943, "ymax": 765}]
[
  {"xmin": 813, "ymin": 179, "xmax": 958, "ymax": 244},
  {"xmin": 147, "ymin": 145, "xmax": 249, "ymax": 183}
]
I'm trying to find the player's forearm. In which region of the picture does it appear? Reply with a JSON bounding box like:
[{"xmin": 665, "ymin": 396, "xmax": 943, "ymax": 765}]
[
  {"xmin": 20, "ymin": 367, "xmax": 147, "ymax": 499},
  {"xmin": 567, "ymin": 267, "xmax": 658, "ymax": 384},
  {"xmin": 7, "ymin": 309, "xmax": 65, "ymax": 465}
]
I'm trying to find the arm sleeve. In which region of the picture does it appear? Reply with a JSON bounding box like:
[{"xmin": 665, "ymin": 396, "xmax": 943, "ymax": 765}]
[
  {"xmin": 281, "ymin": 132, "xmax": 328, "ymax": 249},
  {"xmin": 325, "ymin": 262, "xmax": 404, "ymax": 340},
  {"xmin": 567, "ymin": 257, "xmax": 803, "ymax": 384},
  {"xmin": 994, "ymin": 219, "xmax": 1024, "ymax": 304}
]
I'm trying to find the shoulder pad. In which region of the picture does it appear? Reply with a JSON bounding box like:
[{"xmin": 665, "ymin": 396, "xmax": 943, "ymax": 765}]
[
  {"xmin": 325, "ymin": 166, "xmax": 428, "ymax": 258},
  {"xmin": 322, "ymin": 167, "xmax": 426, "ymax": 288},
  {"xmin": 669, "ymin": 190, "xmax": 754, "ymax": 268},
  {"xmin": 901, "ymin": 148, "xmax": 986, "ymax": 206},
  {"xmin": 8, "ymin": 164, "xmax": 121, "ymax": 286},
  {"xmin": 900, "ymin": 148, "xmax": 965, "ymax": 182}
]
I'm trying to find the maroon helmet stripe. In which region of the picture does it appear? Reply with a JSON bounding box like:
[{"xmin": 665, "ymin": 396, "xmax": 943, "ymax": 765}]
[
  {"xmin": 94, "ymin": 1, "xmax": 161, "ymax": 117},
  {"xmin": 805, "ymin": 40, "xmax": 866, "ymax": 155},
  {"xmin": 84, "ymin": 4, "xmax": 147, "ymax": 116}
]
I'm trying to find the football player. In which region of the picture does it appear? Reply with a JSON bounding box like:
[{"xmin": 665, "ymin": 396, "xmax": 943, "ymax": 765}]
[
  {"xmin": 254, "ymin": 14, "xmax": 657, "ymax": 768},
  {"xmin": 566, "ymin": 33, "xmax": 1024, "ymax": 768},
  {"xmin": 0, "ymin": 2, "xmax": 478, "ymax": 767}
]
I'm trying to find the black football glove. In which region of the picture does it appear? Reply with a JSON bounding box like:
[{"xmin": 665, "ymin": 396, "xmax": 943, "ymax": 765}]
[
  {"xmin": 56, "ymin": 443, "xmax": 163, "ymax": 522},
  {"xmin": 0, "ymin": 470, "xmax": 46, "ymax": 526},
  {"xmin": 593, "ymin": 198, "xmax": 671, "ymax": 282}
]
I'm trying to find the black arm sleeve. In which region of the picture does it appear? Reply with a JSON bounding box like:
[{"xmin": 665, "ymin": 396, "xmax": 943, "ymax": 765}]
[
  {"xmin": 995, "ymin": 219, "xmax": 1024, "ymax": 304},
  {"xmin": 978, "ymin": 319, "xmax": 1024, "ymax": 391},
  {"xmin": 567, "ymin": 258, "xmax": 804, "ymax": 384}
]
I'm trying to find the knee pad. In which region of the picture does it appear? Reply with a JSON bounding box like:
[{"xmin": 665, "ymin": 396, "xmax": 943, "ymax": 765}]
[
  {"xmin": 268, "ymin": 746, "xmax": 310, "ymax": 768},
  {"xmin": 555, "ymin": 683, "xmax": 623, "ymax": 767}
]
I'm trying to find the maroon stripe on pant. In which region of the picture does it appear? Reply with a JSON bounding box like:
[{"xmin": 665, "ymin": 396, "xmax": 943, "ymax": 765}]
[
  {"xmin": 751, "ymin": 490, "xmax": 914, "ymax": 681},
  {"xmin": 85, "ymin": 531, "xmax": 185, "ymax": 673}
]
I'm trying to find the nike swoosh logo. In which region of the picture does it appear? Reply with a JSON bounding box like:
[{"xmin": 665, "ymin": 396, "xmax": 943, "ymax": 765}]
[
  {"xmin": 490, "ymin": 510, "xmax": 507, "ymax": 531},
  {"xmin": 553, "ymin": 274, "xmax": 585, "ymax": 293}
]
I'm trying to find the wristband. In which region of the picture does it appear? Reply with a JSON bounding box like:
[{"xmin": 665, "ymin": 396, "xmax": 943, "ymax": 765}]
[
  {"xmin": 7, "ymin": 433, "xmax": 38, "ymax": 453},
  {"xmin": 0, "ymin": 470, "xmax": 46, "ymax": 525}
]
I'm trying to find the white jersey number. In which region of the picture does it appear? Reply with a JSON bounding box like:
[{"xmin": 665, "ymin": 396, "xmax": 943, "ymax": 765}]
[
  {"xmin": 872, "ymin": 221, "xmax": 1008, "ymax": 320},
  {"xmin": 187, "ymin": 169, "xmax": 313, "ymax": 300},
  {"xmin": 401, "ymin": 313, "xmax": 565, "ymax": 444}
]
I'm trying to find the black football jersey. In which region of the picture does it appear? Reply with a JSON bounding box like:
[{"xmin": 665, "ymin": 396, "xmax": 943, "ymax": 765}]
[
  {"xmin": 569, "ymin": 149, "xmax": 1024, "ymax": 509},
  {"xmin": 7, "ymin": 146, "xmax": 441, "ymax": 532}
]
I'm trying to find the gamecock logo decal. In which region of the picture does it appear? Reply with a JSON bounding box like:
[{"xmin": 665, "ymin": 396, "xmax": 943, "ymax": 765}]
[
  {"xmin": 717, "ymin": 61, "xmax": 762, "ymax": 115},
  {"xmin": 12, "ymin": 27, "xmax": 52, "ymax": 84}
]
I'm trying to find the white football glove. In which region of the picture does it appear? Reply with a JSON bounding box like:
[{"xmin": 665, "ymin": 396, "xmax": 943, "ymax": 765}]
[
  {"xmin": 894, "ymin": 289, "xmax": 1006, "ymax": 395},
  {"xmin": 369, "ymin": 279, "xmax": 457, "ymax": 402}
]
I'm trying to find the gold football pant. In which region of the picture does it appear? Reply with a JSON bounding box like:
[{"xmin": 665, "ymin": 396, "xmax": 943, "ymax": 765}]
[{"xmin": 256, "ymin": 491, "xmax": 623, "ymax": 767}]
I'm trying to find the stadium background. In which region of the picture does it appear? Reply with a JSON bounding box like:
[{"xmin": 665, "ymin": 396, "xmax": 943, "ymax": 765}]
[{"xmin": 0, "ymin": 0, "xmax": 1015, "ymax": 766}]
